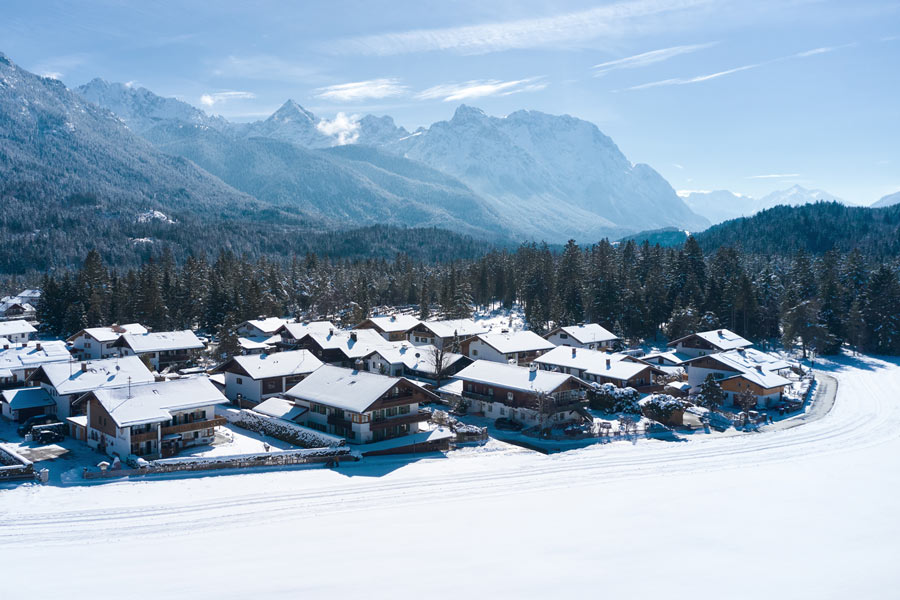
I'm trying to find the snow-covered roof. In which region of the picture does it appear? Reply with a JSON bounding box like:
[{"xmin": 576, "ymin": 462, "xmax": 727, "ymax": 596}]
[
  {"xmin": 118, "ymin": 330, "xmax": 204, "ymax": 353},
  {"xmin": 359, "ymin": 427, "xmax": 452, "ymax": 455},
  {"xmin": 241, "ymin": 317, "xmax": 293, "ymax": 335},
  {"xmin": 693, "ymin": 349, "xmax": 792, "ymax": 390},
  {"xmin": 669, "ymin": 329, "xmax": 751, "ymax": 351},
  {"xmin": 285, "ymin": 365, "xmax": 407, "ymax": 413},
  {"xmin": 360, "ymin": 314, "xmax": 421, "ymax": 333},
  {"xmin": 436, "ymin": 379, "xmax": 464, "ymax": 397},
  {"xmin": 474, "ymin": 330, "xmax": 555, "ymax": 354},
  {"xmin": 224, "ymin": 350, "xmax": 323, "ymax": 380},
  {"xmin": 0, "ymin": 340, "xmax": 72, "ymax": 372},
  {"xmin": 278, "ymin": 320, "xmax": 337, "ymax": 340},
  {"xmin": 0, "ymin": 320, "xmax": 37, "ymax": 337},
  {"xmin": 252, "ymin": 397, "xmax": 309, "ymax": 422},
  {"xmin": 0, "ymin": 300, "xmax": 35, "ymax": 314},
  {"xmin": 452, "ymin": 360, "xmax": 574, "ymax": 394},
  {"xmin": 642, "ymin": 350, "xmax": 691, "ymax": 365},
  {"xmin": 306, "ymin": 328, "xmax": 393, "ymax": 359},
  {"xmin": 534, "ymin": 346, "xmax": 634, "ymax": 372},
  {"xmin": 237, "ymin": 334, "xmax": 281, "ymax": 351},
  {"xmin": 68, "ymin": 323, "xmax": 147, "ymax": 343},
  {"xmin": 0, "ymin": 387, "xmax": 55, "ymax": 410},
  {"xmin": 91, "ymin": 377, "xmax": 227, "ymax": 428},
  {"xmin": 33, "ymin": 355, "xmax": 155, "ymax": 395},
  {"xmin": 420, "ymin": 318, "xmax": 490, "ymax": 339},
  {"xmin": 585, "ymin": 357, "xmax": 653, "ymax": 382},
  {"xmin": 553, "ymin": 323, "xmax": 620, "ymax": 344},
  {"xmin": 367, "ymin": 342, "xmax": 467, "ymax": 375}
]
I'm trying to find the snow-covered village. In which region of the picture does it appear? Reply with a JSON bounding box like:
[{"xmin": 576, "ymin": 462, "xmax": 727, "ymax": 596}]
[{"xmin": 3, "ymin": 1, "xmax": 900, "ymax": 599}]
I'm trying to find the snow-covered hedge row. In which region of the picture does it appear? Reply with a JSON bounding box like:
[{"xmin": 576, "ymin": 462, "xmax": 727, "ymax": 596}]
[
  {"xmin": 588, "ymin": 383, "xmax": 641, "ymax": 414},
  {"xmin": 227, "ymin": 408, "xmax": 345, "ymax": 448},
  {"xmin": 0, "ymin": 444, "xmax": 34, "ymax": 479},
  {"xmin": 155, "ymin": 446, "xmax": 352, "ymax": 467},
  {"xmin": 640, "ymin": 394, "xmax": 687, "ymax": 423}
]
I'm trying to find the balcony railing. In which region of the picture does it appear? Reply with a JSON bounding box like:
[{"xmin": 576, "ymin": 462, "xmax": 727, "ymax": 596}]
[
  {"xmin": 462, "ymin": 389, "xmax": 585, "ymax": 412},
  {"xmin": 129, "ymin": 417, "xmax": 226, "ymax": 443},
  {"xmin": 369, "ymin": 410, "xmax": 429, "ymax": 431},
  {"xmin": 327, "ymin": 414, "xmax": 353, "ymax": 429}
]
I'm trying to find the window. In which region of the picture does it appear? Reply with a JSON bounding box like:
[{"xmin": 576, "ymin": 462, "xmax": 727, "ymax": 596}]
[
  {"xmin": 399, "ymin": 405, "xmax": 410, "ymax": 414},
  {"xmin": 559, "ymin": 333, "xmax": 568, "ymax": 339},
  {"xmin": 507, "ymin": 392, "xmax": 513, "ymax": 401},
  {"xmin": 472, "ymin": 349, "xmax": 478, "ymax": 356}
]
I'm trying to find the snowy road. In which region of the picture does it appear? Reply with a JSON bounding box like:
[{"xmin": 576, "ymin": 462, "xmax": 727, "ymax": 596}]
[{"xmin": 1, "ymin": 353, "xmax": 899, "ymax": 599}]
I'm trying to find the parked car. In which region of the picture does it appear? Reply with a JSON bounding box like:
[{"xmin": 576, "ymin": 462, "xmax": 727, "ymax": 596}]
[
  {"xmin": 31, "ymin": 424, "xmax": 65, "ymax": 444},
  {"xmin": 17, "ymin": 414, "xmax": 59, "ymax": 437}
]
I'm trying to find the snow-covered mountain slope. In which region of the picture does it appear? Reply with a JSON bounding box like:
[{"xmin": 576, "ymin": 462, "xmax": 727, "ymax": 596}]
[
  {"xmin": 872, "ymin": 190, "xmax": 900, "ymax": 208},
  {"xmin": 76, "ymin": 78, "xmax": 229, "ymax": 134},
  {"xmin": 242, "ymin": 100, "xmax": 334, "ymax": 148},
  {"xmin": 680, "ymin": 190, "xmax": 758, "ymax": 225},
  {"xmin": 683, "ymin": 185, "xmax": 847, "ymax": 224},
  {"xmin": 382, "ymin": 105, "xmax": 710, "ymax": 241}
]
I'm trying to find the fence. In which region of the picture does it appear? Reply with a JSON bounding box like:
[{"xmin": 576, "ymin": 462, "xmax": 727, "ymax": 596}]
[
  {"xmin": 82, "ymin": 446, "xmax": 357, "ymax": 479},
  {"xmin": 0, "ymin": 443, "xmax": 35, "ymax": 481}
]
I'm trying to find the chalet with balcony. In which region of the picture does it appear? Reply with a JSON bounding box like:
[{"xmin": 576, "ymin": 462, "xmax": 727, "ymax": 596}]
[
  {"xmin": 544, "ymin": 323, "xmax": 620, "ymax": 350},
  {"xmin": 289, "ymin": 327, "xmax": 391, "ymax": 367},
  {"xmin": 363, "ymin": 342, "xmax": 471, "ymax": 384},
  {"xmin": 356, "ymin": 314, "xmax": 421, "ymax": 342},
  {"xmin": 213, "ymin": 349, "xmax": 323, "ymax": 406},
  {"xmin": 80, "ymin": 377, "xmax": 227, "ymax": 458},
  {"xmin": 284, "ymin": 365, "xmax": 436, "ymax": 444},
  {"xmin": 237, "ymin": 316, "xmax": 293, "ymax": 339},
  {"xmin": 0, "ymin": 320, "xmax": 37, "ymax": 344},
  {"xmin": 667, "ymin": 328, "xmax": 751, "ymax": 359},
  {"xmin": 112, "ymin": 330, "xmax": 205, "ymax": 370},
  {"xmin": 67, "ymin": 323, "xmax": 148, "ymax": 360},
  {"xmin": 408, "ymin": 318, "xmax": 489, "ymax": 350},
  {"xmin": 534, "ymin": 346, "xmax": 663, "ymax": 390},
  {"xmin": 0, "ymin": 289, "xmax": 40, "ymax": 322},
  {"xmin": 683, "ymin": 348, "xmax": 792, "ymax": 408},
  {"xmin": 275, "ymin": 320, "xmax": 337, "ymax": 348},
  {"xmin": 461, "ymin": 330, "xmax": 555, "ymax": 366},
  {"xmin": 26, "ymin": 355, "xmax": 155, "ymax": 419},
  {"xmin": 441, "ymin": 360, "xmax": 591, "ymax": 428},
  {"xmin": 0, "ymin": 340, "xmax": 72, "ymax": 389}
]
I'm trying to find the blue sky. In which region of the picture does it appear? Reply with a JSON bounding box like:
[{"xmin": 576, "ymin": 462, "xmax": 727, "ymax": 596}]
[{"xmin": 3, "ymin": 0, "xmax": 899, "ymax": 203}]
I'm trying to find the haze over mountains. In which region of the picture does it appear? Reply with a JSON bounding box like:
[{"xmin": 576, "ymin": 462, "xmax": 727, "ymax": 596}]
[
  {"xmin": 872, "ymin": 191, "xmax": 900, "ymax": 208},
  {"xmin": 680, "ymin": 185, "xmax": 845, "ymax": 225},
  {"xmin": 72, "ymin": 62, "xmax": 709, "ymax": 241}
]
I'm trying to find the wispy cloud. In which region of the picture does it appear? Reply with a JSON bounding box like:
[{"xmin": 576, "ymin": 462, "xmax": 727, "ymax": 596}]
[
  {"xmin": 328, "ymin": 0, "xmax": 713, "ymax": 56},
  {"xmin": 747, "ymin": 173, "xmax": 800, "ymax": 179},
  {"xmin": 315, "ymin": 78, "xmax": 407, "ymax": 102},
  {"xmin": 41, "ymin": 71, "xmax": 63, "ymax": 80},
  {"xmin": 316, "ymin": 112, "xmax": 360, "ymax": 145},
  {"xmin": 623, "ymin": 42, "xmax": 854, "ymax": 91},
  {"xmin": 416, "ymin": 77, "xmax": 546, "ymax": 102},
  {"xmin": 593, "ymin": 42, "xmax": 716, "ymax": 76},
  {"xmin": 212, "ymin": 55, "xmax": 316, "ymax": 82},
  {"xmin": 200, "ymin": 91, "xmax": 256, "ymax": 107}
]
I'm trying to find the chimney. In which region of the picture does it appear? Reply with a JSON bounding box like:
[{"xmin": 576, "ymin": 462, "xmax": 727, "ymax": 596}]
[
  {"xmin": 390, "ymin": 315, "xmax": 396, "ymax": 322},
  {"xmin": 35, "ymin": 342, "xmax": 41, "ymax": 351},
  {"xmin": 350, "ymin": 332, "xmax": 358, "ymax": 342},
  {"xmin": 529, "ymin": 363, "xmax": 537, "ymax": 372},
  {"xmin": 717, "ymin": 329, "xmax": 723, "ymax": 336},
  {"xmin": 258, "ymin": 315, "xmax": 265, "ymax": 320},
  {"xmin": 606, "ymin": 358, "xmax": 611, "ymax": 369},
  {"xmin": 81, "ymin": 362, "xmax": 88, "ymax": 372},
  {"xmin": 2, "ymin": 343, "xmax": 8, "ymax": 350},
  {"xmin": 354, "ymin": 359, "xmax": 364, "ymax": 371},
  {"xmin": 328, "ymin": 328, "xmax": 334, "ymax": 336},
  {"xmin": 571, "ymin": 347, "xmax": 577, "ymax": 358},
  {"xmin": 756, "ymin": 365, "xmax": 763, "ymax": 372}
]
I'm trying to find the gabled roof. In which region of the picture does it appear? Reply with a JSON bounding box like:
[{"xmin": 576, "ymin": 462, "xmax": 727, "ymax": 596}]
[
  {"xmin": 642, "ymin": 350, "xmax": 691, "ymax": 365},
  {"xmin": 550, "ymin": 323, "xmax": 620, "ymax": 344},
  {"xmin": 0, "ymin": 387, "xmax": 55, "ymax": 410},
  {"xmin": 285, "ymin": 365, "xmax": 410, "ymax": 413},
  {"xmin": 536, "ymin": 345, "xmax": 621, "ymax": 372},
  {"xmin": 668, "ymin": 328, "xmax": 751, "ymax": 351},
  {"xmin": 0, "ymin": 320, "xmax": 37, "ymax": 337},
  {"xmin": 217, "ymin": 350, "xmax": 323, "ymax": 380},
  {"xmin": 117, "ymin": 330, "xmax": 204, "ymax": 353},
  {"xmin": 0, "ymin": 340, "xmax": 72, "ymax": 372},
  {"xmin": 252, "ymin": 397, "xmax": 309, "ymax": 422},
  {"xmin": 474, "ymin": 330, "xmax": 555, "ymax": 354},
  {"xmin": 419, "ymin": 318, "xmax": 489, "ymax": 339},
  {"xmin": 688, "ymin": 349, "xmax": 792, "ymax": 390},
  {"xmin": 237, "ymin": 334, "xmax": 281, "ymax": 351},
  {"xmin": 68, "ymin": 323, "xmax": 147, "ymax": 344},
  {"xmin": 305, "ymin": 328, "xmax": 392, "ymax": 359},
  {"xmin": 278, "ymin": 320, "xmax": 338, "ymax": 340},
  {"xmin": 359, "ymin": 314, "xmax": 421, "ymax": 333},
  {"xmin": 452, "ymin": 360, "xmax": 575, "ymax": 394},
  {"xmin": 584, "ymin": 357, "xmax": 653, "ymax": 382},
  {"xmin": 241, "ymin": 317, "xmax": 293, "ymax": 335},
  {"xmin": 31, "ymin": 355, "xmax": 155, "ymax": 395},
  {"xmin": 367, "ymin": 342, "xmax": 467, "ymax": 375},
  {"xmin": 90, "ymin": 377, "xmax": 227, "ymax": 428}
]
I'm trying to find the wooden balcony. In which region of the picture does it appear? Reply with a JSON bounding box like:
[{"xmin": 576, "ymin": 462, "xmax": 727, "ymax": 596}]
[
  {"xmin": 327, "ymin": 414, "xmax": 353, "ymax": 429},
  {"xmin": 129, "ymin": 417, "xmax": 226, "ymax": 443},
  {"xmin": 369, "ymin": 410, "xmax": 429, "ymax": 431}
]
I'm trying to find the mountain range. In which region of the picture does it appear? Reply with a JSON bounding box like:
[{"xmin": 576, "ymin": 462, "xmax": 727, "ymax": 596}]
[
  {"xmin": 73, "ymin": 67, "xmax": 709, "ymax": 241},
  {"xmin": 872, "ymin": 191, "xmax": 900, "ymax": 208},
  {"xmin": 680, "ymin": 185, "xmax": 845, "ymax": 225}
]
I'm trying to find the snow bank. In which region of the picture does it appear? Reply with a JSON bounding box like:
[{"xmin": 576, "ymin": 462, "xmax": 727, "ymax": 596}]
[{"xmin": 221, "ymin": 406, "xmax": 345, "ymax": 448}]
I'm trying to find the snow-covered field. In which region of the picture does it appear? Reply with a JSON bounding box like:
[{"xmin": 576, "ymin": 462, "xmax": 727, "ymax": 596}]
[{"xmin": 1, "ymin": 353, "xmax": 899, "ymax": 599}]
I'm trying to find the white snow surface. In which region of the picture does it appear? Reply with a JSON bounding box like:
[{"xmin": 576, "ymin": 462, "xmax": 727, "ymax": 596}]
[{"xmin": 1, "ymin": 353, "xmax": 899, "ymax": 599}]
